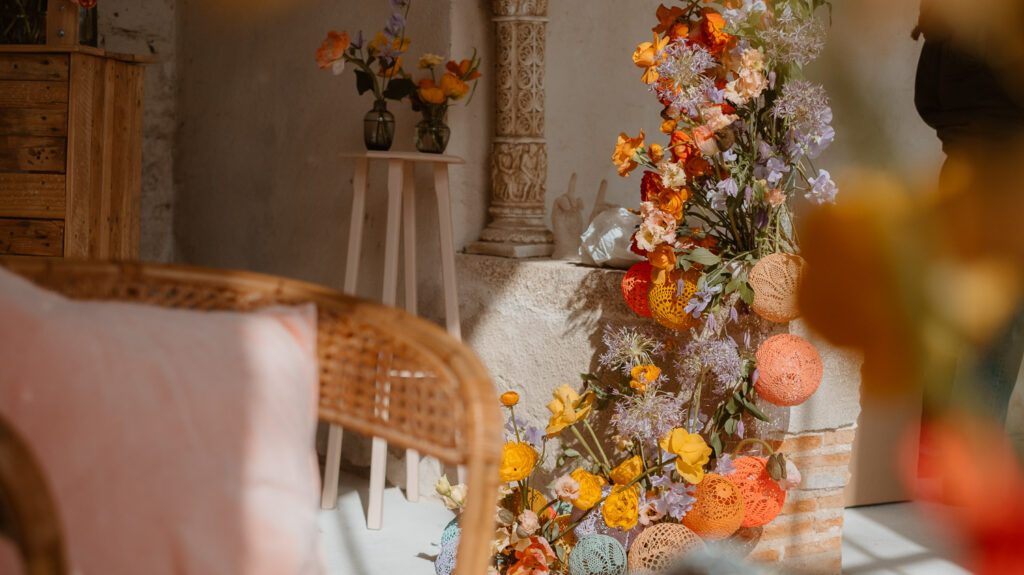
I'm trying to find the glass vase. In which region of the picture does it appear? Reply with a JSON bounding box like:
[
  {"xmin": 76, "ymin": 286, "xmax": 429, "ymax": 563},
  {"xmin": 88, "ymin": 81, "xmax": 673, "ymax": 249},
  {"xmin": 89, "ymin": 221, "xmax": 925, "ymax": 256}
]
[
  {"xmin": 415, "ymin": 105, "xmax": 450, "ymax": 154},
  {"xmin": 78, "ymin": 5, "xmax": 97, "ymax": 47},
  {"xmin": 363, "ymin": 100, "xmax": 395, "ymax": 151}
]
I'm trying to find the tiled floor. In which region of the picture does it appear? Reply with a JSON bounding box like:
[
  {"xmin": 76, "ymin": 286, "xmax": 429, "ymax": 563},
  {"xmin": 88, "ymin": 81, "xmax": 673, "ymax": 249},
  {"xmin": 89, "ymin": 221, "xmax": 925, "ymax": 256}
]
[{"xmin": 318, "ymin": 473, "xmax": 972, "ymax": 574}]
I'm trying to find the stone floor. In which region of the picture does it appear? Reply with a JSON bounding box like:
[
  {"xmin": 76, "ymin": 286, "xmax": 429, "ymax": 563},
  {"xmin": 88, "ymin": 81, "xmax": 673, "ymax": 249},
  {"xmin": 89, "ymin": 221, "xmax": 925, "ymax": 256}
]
[{"xmin": 318, "ymin": 471, "xmax": 972, "ymax": 575}]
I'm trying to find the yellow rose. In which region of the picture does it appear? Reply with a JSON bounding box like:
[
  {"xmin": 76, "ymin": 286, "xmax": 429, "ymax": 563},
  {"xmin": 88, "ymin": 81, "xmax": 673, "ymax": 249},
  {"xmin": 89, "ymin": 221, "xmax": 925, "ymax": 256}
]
[
  {"xmin": 418, "ymin": 53, "xmax": 444, "ymax": 69},
  {"xmin": 545, "ymin": 384, "xmax": 594, "ymax": 437},
  {"xmin": 629, "ymin": 365, "xmax": 661, "ymax": 394},
  {"xmin": 570, "ymin": 468, "xmax": 608, "ymax": 511},
  {"xmin": 659, "ymin": 428, "xmax": 712, "ymax": 484},
  {"xmin": 499, "ymin": 442, "xmax": 538, "ymax": 482},
  {"xmin": 601, "ymin": 485, "xmax": 640, "ymax": 531},
  {"xmin": 609, "ymin": 455, "xmax": 644, "ymax": 485}
]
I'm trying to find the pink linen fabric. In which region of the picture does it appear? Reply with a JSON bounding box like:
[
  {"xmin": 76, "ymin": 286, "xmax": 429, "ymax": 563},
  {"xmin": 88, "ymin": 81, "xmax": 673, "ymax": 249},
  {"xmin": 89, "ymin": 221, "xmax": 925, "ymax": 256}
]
[{"xmin": 0, "ymin": 268, "xmax": 325, "ymax": 575}]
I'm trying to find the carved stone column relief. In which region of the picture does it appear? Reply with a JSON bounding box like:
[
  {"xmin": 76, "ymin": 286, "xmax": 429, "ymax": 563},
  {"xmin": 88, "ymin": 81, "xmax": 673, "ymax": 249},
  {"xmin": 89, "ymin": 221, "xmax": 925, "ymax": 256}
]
[{"xmin": 466, "ymin": 0, "xmax": 554, "ymax": 258}]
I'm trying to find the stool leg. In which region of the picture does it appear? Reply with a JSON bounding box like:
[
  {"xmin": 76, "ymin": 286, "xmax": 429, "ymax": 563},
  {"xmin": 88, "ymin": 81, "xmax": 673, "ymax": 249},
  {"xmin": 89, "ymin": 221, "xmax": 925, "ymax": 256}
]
[
  {"xmin": 401, "ymin": 161, "xmax": 421, "ymax": 503},
  {"xmin": 433, "ymin": 163, "xmax": 462, "ymax": 340},
  {"xmin": 321, "ymin": 157, "xmax": 368, "ymax": 510},
  {"xmin": 367, "ymin": 159, "xmax": 405, "ymax": 530}
]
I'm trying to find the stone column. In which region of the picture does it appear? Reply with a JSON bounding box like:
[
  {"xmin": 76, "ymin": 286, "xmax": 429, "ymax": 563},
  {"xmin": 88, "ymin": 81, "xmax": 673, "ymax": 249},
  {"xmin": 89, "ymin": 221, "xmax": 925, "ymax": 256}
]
[{"xmin": 465, "ymin": 0, "xmax": 554, "ymax": 258}]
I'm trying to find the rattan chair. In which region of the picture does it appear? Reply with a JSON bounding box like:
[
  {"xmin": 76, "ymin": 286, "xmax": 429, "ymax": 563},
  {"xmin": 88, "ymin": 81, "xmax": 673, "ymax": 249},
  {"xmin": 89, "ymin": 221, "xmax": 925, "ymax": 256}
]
[{"xmin": 0, "ymin": 258, "xmax": 502, "ymax": 575}]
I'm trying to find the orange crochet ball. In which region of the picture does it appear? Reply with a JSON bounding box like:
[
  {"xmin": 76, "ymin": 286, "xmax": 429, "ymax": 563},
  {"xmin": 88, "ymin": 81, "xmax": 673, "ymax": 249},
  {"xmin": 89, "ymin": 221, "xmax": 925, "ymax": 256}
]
[
  {"xmin": 682, "ymin": 474, "xmax": 745, "ymax": 540},
  {"xmin": 622, "ymin": 261, "xmax": 655, "ymax": 318},
  {"xmin": 627, "ymin": 523, "xmax": 706, "ymax": 573},
  {"xmin": 748, "ymin": 252, "xmax": 807, "ymax": 323},
  {"xmin": 728, "ymin": 457, "xmax": 786, "ymax": 528},
  {"xmin": 648, "ymin": 269, "xmax": 702, "ymax": 331},
  {"xmin": 754, "ymin": 334, "xmax": 823, "ymax": 406}
]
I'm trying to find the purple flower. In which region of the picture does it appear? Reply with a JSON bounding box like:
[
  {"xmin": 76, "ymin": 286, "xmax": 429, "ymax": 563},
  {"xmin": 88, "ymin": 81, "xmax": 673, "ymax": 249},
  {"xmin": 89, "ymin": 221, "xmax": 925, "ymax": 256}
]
[
  {"xmin": 715, "ymin": 454, "xmax": 737, "ymax": 475},
  {"xmin": 663, "ymin": 482, "xmax": 697, "ymax": 519},
  {"xmin": 722, "ymin": 148, "xmax": 738, "ymax": 162},
  {"xmin": 676, "ymin": 336, "xmax": 743, "ymax": 394},
  {"xmin": 806, "ymin": 169, "xmax": 838, "ymax": 205},
  {"xmin": 350, "ymin": 30, "xmax": 364, "ymax": 50},
  {"xmin": 684, "ymin": 284, "xmax": 720, "ymax": 318},
  {"xmin": 773, "ymin": 80, "xmax": 834, "ymax": 158},
  {"xmin": 736, "ymin": 420, "xmax": 745, "ymax": 438},
  {"xmin": 611, "ymin": 391, "xmax": 686, "ymax": 452},
  {"xmin": 729, "ymin": 306, "xmax": 740, "ymax": 324},
  {"xmin": 764, "ymin": 157, "xmax": 790, "ymax": 186},
  {"xmin": 755, "ymin": 208, "xmax": 769, "ymax": 229},
  {"xmin": 523, "ymin": 425, "xmax": 545, "ymax": 447}
]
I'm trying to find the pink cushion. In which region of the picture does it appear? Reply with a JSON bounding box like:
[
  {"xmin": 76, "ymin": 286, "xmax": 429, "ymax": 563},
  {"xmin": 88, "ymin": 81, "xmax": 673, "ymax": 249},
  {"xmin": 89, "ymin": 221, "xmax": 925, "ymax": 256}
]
[{"xmin": 0, "ymin": 268, "xmax": 324, "ymax": 574}]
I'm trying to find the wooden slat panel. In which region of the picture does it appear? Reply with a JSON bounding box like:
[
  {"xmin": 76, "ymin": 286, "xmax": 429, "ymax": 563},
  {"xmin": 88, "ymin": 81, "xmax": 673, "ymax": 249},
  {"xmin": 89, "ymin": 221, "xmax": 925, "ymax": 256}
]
[
  {"xmin": 0, "ymin": 108, "xmax": 68, "ymax": 137},
  {"xmin": 65, "ymin": 53, "xmax": 103, "ymax": 258},
  {"xmin": 46, "ymin": 0, "xmax": 80, "ymax": 47},
  {"xmin": 0, "ymin": 136, "xmax": 66, "ymax": 173},
  {"xmin": 0, "ymin": 54, "xmax": 69, "ymax": 81},
  {"xmin": 0, "ymin": 174, "xmax": 65, "ymax": 218},
  {"xmin": 0, "ymin": 81, "xmax": 68, "ymax": 108},
  {"xmin": 0, "ymin": 219, "xmax": 64, "ymax": 257},
  {"xmin": 106, "ymin": 61, "xmax": 144, "ymax": 259}
]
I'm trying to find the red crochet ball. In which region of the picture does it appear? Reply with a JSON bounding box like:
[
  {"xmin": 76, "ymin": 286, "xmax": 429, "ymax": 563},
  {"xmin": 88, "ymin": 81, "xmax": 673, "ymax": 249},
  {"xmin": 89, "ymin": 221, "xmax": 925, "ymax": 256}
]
[
  {"xmin": 728, "ymin": 457, "xmax": 786, "ymax": 528},
  {"xmin": 754, "ymin": 334, "xmax": 823, "ymax": 406},
  {"xmin": 622, "ymin": 262, "xmax": 654, "ymax": 318}
]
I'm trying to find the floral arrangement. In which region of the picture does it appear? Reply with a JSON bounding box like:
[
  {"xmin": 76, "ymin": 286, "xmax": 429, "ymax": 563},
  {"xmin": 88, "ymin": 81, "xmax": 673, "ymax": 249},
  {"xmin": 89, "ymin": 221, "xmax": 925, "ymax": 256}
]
[
  {"xmin": 71, "ymin": 0, "xmax": 97, "ymax": 8},
  {"xmin": 409, "ymin": 51, "xmax": 482, "ymax": 111},
  {"xmin": 614, "ymin": 0, "xmax": 837, "ymax": 325},
  {"xmin": 315, "ymin": 0, "xmax": 416, "ymax": 103}
]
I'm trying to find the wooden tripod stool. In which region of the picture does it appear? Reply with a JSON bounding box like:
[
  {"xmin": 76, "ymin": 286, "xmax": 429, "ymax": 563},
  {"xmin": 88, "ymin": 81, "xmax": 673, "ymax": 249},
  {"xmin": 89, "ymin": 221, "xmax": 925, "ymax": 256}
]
[{"xmin": 321, "ymin": 151, "xmax": 464, "ymax": 529}]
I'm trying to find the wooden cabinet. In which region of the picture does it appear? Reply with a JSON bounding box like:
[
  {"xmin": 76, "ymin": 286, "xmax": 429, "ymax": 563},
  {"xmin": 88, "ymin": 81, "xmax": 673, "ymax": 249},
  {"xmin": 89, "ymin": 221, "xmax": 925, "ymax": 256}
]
[{"xmin": 0, "ymin": 46, "xmax": 147, "ymax": 259}]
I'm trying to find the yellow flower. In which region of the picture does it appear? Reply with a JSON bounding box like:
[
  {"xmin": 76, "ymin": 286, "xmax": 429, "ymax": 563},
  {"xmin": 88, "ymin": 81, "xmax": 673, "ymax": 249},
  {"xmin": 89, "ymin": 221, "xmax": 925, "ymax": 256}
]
[
  {"xmin": 601, "ymin": 485, "xmax": 640, "ymax": 530},
  {"xmin": 649, "ymin": 143, "xmax": 664, "ymax": 164},
  {"xmin": 439, "ymin": 72, "xmax": 470, "ymax": 100},
  {"xmin": 377, "ymin": 56, "xmax": 403, "ymax": 78},
  {"xmin": 545, "ymin": 384, "xmax": 595, "ymax": 437},
  {"xmin": 500, "ymin": 442, "xmax": 538, "ymax": 482},
  {"xmin": 629, "ymin": 365, "xmax": 661, "ymax": 394},
  {"xmin": 660, "ymin": 118, "xmax": 678, "ymax": 134},
  {"xmin": 633, "ymin": 32, "xmax": 670, "ymax": 84},
  {"xmin": 416, "ymin": 79, "xmax": 446, "ymax": 105},
  {"xmin": 609, "ymin": 455, "xmax": 644, "ymax": 485},
  {"xmin": 418, "ymin": 53, "xmax": 444, "ymax": 69},
  {"xmin": 612, "ymin": 130, "xmax": 645, "ymax": 178},
  {"xmin": 570, "ymin": 468, "xmax": 608, "ymax": 511},
  {"xmin": 368, "ymin": 31, "xmax": 411, "ymax": 56},
  {"xmin": 500, "ymin": 391, "xmax": 520, "ymax": 407},
  {"xmin": 659, "ymin": 428, "xmax": 712, "ymax": 484}
]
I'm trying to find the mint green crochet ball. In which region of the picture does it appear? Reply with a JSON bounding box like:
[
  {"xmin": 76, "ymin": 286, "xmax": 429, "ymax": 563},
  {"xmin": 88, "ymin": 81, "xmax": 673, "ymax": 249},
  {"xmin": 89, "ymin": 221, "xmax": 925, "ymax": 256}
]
[
  {"xmin": 568, "ymin": 534, "xmax": 627, "ymax": 575},
  {"xmin": 441, "ymin": 517, "xmax": 460, "ymax": 546}
]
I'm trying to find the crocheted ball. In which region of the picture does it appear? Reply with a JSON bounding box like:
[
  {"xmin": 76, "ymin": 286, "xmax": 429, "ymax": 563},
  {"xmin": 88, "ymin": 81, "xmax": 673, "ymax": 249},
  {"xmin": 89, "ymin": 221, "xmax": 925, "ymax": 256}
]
[
  {"xmin": 568, "ymin": 534, "xmax": 627, "ymax": 575},
  {"xmin": 728, "ymin": 457, "xmax": 786, "ymax": 528},
  {"xmin": 648, "ymin": 269, "xmax": 702, "ymax": 331},
  {"xmin": 440, "ymin": 517, "xmax": 460, "ymax": 546},
  {"xmin": 622, "ymin": 261, "xmax": 654, "ymax": 318},
  {"xmin": 682, "ymin": 474, "xmax": 746, "ymax": 540},
  {"xmin": 626, "ymin": 523, "xmax": 706, "ymax": 574},
  {"xmin": 754, "ymin": 333, "xmax": 823, "ymax": 406},
  {"xmin": 435, "ymin": 534, "xmax": 458, "ymax": 575},
  {"xmin": 749, "ymin": 252, "xmax": 807, "ymax": 323}
]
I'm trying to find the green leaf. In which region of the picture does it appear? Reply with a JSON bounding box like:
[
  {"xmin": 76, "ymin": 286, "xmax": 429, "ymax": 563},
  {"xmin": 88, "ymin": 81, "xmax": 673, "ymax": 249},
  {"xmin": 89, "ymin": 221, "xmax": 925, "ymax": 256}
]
[
  {"xmin": 580, "ymin": 373, "xmax": 598, "ymax": 382},
  {"xmin": 562, "ymin": 448, "xmax": 581, "ymax": 458},
  {"xmin": 354, "ymin": 69, "xmax": 375, "ymax": 95},
  {"xmin": 709, "ymin": 433, "xmax": 724, "ymax": 457},
  {"xmin": 383, "ymin": 77, "xmax": 416, "ymax": 100},
  {"xmin": 739, "ymin": 281, "xmax": 755, "ymax": 304},
  {"xmin": 725, "ymin": 397, "xmax": 738, "ymax": 415},
  {"xmin": 743, "ymin": 398, "xmax": 769, "ymax": 421},
  {"xmin": 685, "ymin": 247, "xmax": 721, "ymax": 266},
  {"xmin": 724, "ymin": 417, "xmax": 737, "ymax": 435},
  {"xmin": 725, "ymin": 276, "xmax": 742, "ymax": 294},
  {"xmin": 555, "ymin": 544, "xmax": 566, "ymax": 562}
]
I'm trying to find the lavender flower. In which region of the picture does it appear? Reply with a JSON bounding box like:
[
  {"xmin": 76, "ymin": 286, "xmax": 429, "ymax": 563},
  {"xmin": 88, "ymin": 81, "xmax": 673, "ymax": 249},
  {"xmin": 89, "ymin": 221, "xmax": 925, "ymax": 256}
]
[
  {"xmin": 806, "ymin": 169, "xmax": 838, "ymax": 205},
  {"xmin": 715, "ymin": 454, "xmax": 738, "ymax": 475},
  {"xmin": 383, "ymin": 12, "xmax": 405, "ymax": 41},
  {"xmin": 662, "ymin": 480, "xmax": 697, "ymax": 519},
  {"xmin": 611, "ymin": 391, "xmax": 686, "ymax": 451},
  {"xmin": 684, "ymin": 284, "xmax": 721, "ymax": 318},
  {"xmin": 505, "ymin": 416, "xmax": 545, "ymax": 447},
  {"xmin": 773, "ymin": 80, "xmax": 834, "ymax": 158},
  {"xmin": 723, "ymin": 0, "xmax": 767, "ymax": 26},
  {"xmin": 676, "ymin": 336, "xmax": 743, "ymax": 394},
  {"xmin": 350, "ymin": 30, "xmax": 364, "ymax": 50},
  {"xmin": 760, "ymin": 6, "xmax": 827, "ymax": 66},
  {"xmin": 653, "ymin": 39, "xmax": 717, "ymax": 117},
  {"xmin": 599, "ymin": 325, "xmax": 664, "ymax": 374}
]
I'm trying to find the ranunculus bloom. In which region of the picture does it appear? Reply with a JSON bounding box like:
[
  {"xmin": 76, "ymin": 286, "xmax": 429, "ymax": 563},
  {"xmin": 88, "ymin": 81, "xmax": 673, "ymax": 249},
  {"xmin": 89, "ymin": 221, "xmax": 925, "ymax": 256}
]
[
  {"xmin": 545, "ymin": 384, "xmax": 594, "ymax": 436},
  {"xmin": 570, "ymin": 468, "xmax": 608, "ymax": 511},
  {"xmin": 553, "ymin": 474, "xmax": 581, "ymax": 502},
  {"xmin": 440, "ymin": 72, "xmax": 469, "ymax": 100},
  {"xmin": 602, "ymin": 485, "xmax": 641, "ymax": 531},
  {"xmin": 693, "ymin": 125, "xmax": 719, "ymax": 156},
  {"xmin": 418, "ymin": 53, "xmax": 444, "ymax": 69},
  {"xmin": 500, "ymin": 391, "xmax": 520, "ymax": 407},
  {"xmin": 500, "ymin": 442, "xmax": 539, "ymax": 482},
  {"xmin": 660, "ymin": 118, "xmax": 678, "ymax": 134},
  {"xmin": 660, "ymin": 427, "xmax": 712, "ymax": 484},
  {"xmin": 447, "ymin": 58, "xmax": 482, "ymax": 80},
  {"xmin": 653, "ymin": 4, "xmax": 687, "ymax": 36},
  {"xmin": 670, "ymin": 132, "xmax": 711, "ymax": 177},
  {"xmin": 629, "ymin": 365, "xmax": 660, "ymax": 394},
  {"xmin": 610, "ymin": 454, "xmax": 645, "ymax": 485},
  {"xmin": 508, "ymin": 537, "xmax": 556, "ymax": 575},
  {"xmin": 416, "ymin": 78, "xmax": 446, "ymax": 105},
  {"xmin": 699, "ymin": 10, "xmax": 733, "ymax": 55},
  {"xmin": 633, "ymin": 32, "xmax": 670, "ymax": 84},
  {"xmin": 657, "ymin": 188, "xmax": 686, "ymax": 220},
  {"xmin": 517, "ymin": 510, "xmax": 540, "ymax": 535},
  {"xmin": 613, "ymin": 130, "xmax": 645, "ymax": 177},
  {"xmin": 647, "ymin": 244, "xmax": 677, "ymax": 272},
  {"xmin": 316, "ymin": 30, "xmax": 350, "ymax": 70},
  {"xmin": 73, "ymin": 0, "xmax": 97, "ymax": 9},
  {"xmin": 648, "ymin": 143, "xmax": 664, "ymax": 164}
]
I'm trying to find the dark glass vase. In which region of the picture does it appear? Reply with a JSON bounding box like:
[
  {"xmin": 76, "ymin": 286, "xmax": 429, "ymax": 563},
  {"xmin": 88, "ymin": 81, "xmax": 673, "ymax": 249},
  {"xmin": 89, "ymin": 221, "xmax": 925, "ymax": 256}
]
[
  {"xmin": 363, "ymin": 100, "xmax": 395, "ymax": 151},
  {"xmin": 415, "ymin": 105, "xmax": 450, "ymax": 154},
  {"xmin": 78, "ymin": 5, "xmax": 97, "ymax": 47}
]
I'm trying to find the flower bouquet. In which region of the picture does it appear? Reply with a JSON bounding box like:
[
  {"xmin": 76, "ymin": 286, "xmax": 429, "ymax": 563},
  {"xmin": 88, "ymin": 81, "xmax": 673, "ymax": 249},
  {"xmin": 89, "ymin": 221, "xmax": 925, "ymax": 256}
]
[
  {"xmin": 315, "ymin": 0, "xmax": 417, "ymax": 149},
  {"xmin": 408, "ymin": 51, "xmax": 482, "ymax": 153}
]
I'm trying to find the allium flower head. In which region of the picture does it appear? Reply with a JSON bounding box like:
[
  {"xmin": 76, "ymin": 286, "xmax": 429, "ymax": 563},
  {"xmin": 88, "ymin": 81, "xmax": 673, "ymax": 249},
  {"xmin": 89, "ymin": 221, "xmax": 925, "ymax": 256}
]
[
  {"xmin": 772, "ymin": 80, "xmax": 834, "ymax": 158},
  {"xmin": 676, "ymin": 335, "xmax": 743, "ymax": 393},
  {"xmin": 760, "ymin": 6, "xmax": 827, "ymax": 66},
  {"xmin": 611, "ymin": 391, "xmax": 686, "ymax": 451},
  {"xmin": 653, "ymin": 39, "xmax": 718, "ymax": 117},
  {"xmin": 599, "ymin": 325, "xmax": 665, "ymax": 374}
]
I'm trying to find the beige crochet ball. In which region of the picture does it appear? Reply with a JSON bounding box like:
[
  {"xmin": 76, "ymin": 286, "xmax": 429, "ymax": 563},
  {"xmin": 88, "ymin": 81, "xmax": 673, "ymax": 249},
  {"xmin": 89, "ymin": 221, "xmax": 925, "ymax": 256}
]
[
  {"xmin": 626, "ymin": 523, "xmax": 706, "ymax": 574},
  {"xmin": 748, "ymin": 252, "xmax": 807, "ymax": 323}
]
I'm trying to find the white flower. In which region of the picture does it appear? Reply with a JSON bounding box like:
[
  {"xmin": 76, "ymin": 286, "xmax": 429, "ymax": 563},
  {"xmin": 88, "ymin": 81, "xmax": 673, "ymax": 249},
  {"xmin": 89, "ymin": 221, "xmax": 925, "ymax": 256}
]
[
  {"xmin": 658, "ymin": 160, "xmax": 688, "ymax": 189},
  {"xmin": 517, "ymin": 510, "xmax": 540, "ymax": 535},
  {"xmin": 331, "ymin": 60, "xmax": 346, "ymax": 75},
  {"xmin": 553, "ymin": 475, "xmax": 581, "ymax": 502},
  {"xmin": 777, "ymin": 460, "xmax": 802, "ymax": 490}
]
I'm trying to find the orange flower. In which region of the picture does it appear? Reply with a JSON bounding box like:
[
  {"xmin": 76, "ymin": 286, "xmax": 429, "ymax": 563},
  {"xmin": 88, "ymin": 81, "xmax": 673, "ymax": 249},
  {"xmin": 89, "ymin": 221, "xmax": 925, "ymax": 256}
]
[
  {"xmin": 648, "ymin": 143, "xmax": 664, "ymax": 164},
  {"xmin": 613, "ymin": 130, "xmax": 645, "ymax": 177},
  {"xmin": 416, "ymin": 78, "xmax": 446, "ymax": 105},
  {"xmin": 439, "ymin": 72, "xmax": 469, "ymax": 100},
  {"xmin": 316, "ymin": 30, "xmax": 350, "ymax": 70},
  {"xmin": 670, "ymin": 131, "xmax": 711, "ymax": 177},
  {"xmin": 633, "ymin": 33, "xmax": 670, "ymax": 85},
  {"xmin": 377, "ymin": 56, "xmax": 403, "ymax": 78},
  {"xmin": 657, "ymin": 188, "xmax": 686, "ymax": 221},
  {"xmin": 693, "ymin": 125, "xmax": 719, "ymax": 156},
  {"xmin": 699, "ymin": 10, "xmax": 734, "ymax": 55},
  {"xmin": 500, "ymin": 391, "xmax": 520, "ymax": 407},
  {"xmin": 446, "ymin": 59, "xmax": 482, "ymax": 80},
  {"xmin": 652, "ymin": 4, "xmax": 687, "ymax": 37},
  {"xmin": 660, "ymin": 118, "xmax": 678, "ymax": 134},
  {"xmin": 641, "ymin": 171, "xmax": 666, "ymax": 202},
  {"xmin": 648, "ymin": 244, "xmax": 677, "ymax": 271}
]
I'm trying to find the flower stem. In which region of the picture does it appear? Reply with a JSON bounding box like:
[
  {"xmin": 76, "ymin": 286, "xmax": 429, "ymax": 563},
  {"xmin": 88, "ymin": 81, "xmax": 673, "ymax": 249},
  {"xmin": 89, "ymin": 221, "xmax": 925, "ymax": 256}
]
[
  {"xmin": 570, "ymin": 425, "xmax": 610, "ymax": 476},
  {"xmin": 508, "ymin": 406, "xmax": 522, "ymax": 443},
  {"xmin": 583, "ymin": 420, "xmax": 613, "ymax": 472},
  {"xmin": 731, "ymin": 437, "xmax": 776, "ymax": 457}
]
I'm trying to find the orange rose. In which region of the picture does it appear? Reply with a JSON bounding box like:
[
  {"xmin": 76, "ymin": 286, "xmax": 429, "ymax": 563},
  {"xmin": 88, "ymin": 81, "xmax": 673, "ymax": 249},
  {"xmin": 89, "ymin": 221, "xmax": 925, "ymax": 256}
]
[
  {"xmin": 316, "ymin": 30, "xmax": 350, "ymax": 69},
  {"xmin": 439, "ymin": 73, "xmax": 469, "ymax": 100},
  {"xmin": 641, "ymin": 170, "xmax": 666, "ymax": 202},
  {"xmin": 671, "ymin": 131, "xmax": 711, "ymax": 177},
  {"xmin": 657, "ymin": 189, "xmax": 686, "ymax": 221},
  {"xmin": 652, "ymin": 4, "xmax": 686, "ymax": 36},
  {"xmin": 693, "ymin": 125, "xmax": 719, "ymax": 156},
  {"xmin": 648, "ymin": 244, "xmax": 677, "ymax": 271}
]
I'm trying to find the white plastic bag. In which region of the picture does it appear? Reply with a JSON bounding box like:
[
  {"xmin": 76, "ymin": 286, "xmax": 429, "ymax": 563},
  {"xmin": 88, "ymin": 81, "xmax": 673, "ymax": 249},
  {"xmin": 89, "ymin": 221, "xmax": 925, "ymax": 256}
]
[{"xmin": 579, "ymin": 207, "xmax": 644, "ymax": 269}]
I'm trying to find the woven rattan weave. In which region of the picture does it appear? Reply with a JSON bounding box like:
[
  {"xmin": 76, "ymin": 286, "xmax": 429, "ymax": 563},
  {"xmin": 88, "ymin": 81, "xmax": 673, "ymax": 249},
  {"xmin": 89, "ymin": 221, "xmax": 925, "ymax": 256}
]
[
  {"xmin": 728, "ymin": 456, "xmax": 786, "ymax": 528},
  {"xmin": 681, "ymin": 474, "xmax": 745, "ymax": 540},
  {"xmin": 626, "ymin": 523, "xmax": 705, "ymax": 574},
  {"xmin": 0, "ymin": 258, "xmax": 502, "ymax": 575}
]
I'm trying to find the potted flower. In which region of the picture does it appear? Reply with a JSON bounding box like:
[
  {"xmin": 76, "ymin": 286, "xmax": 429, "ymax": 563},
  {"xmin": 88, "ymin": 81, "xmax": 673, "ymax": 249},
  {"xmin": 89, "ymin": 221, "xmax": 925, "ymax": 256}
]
[
  {"xmin": 315, "ymin": 0, "xmax": 417, "ymax": 150},
  {"xmin": 408, "ymin": 51, "xmax": 481, "ymax": 153}
]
